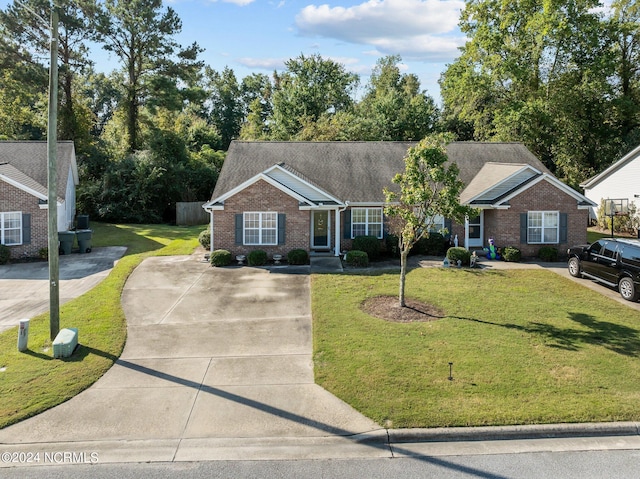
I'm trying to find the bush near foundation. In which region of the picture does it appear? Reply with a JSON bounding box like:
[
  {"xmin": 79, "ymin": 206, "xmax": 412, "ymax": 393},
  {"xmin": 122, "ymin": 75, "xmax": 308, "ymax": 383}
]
[
  {"xmin": 248, "ymin": 249, "xmax": 268, "ymax": 266},
  {"xmin": 346, "ymin": 250, "xmax": 369, "ymax": 267},
  {"xmin": 353, "ymin": 235, "xmax": 381, "ymax": 260},
  {"xmin": 502, "ymin": 246, "xmax": 521, "ymax": 262},
  {"xmin": 538, "ymin": 246, "xmax": 558, "ymax": 262},
  {"xmin": 287, "ymin": 249, "xmax": 309, "ymax": 265},
  {"xmin": 446, "ymin": 247, "xmax": 471, "ymax": 266},
  {"xmin": 210, "ymin": 249, "xmax": 231, "ymax": 266},
  {"xmin": 198, "ymin": 229, "xmax": 211, "ymax": 250}
]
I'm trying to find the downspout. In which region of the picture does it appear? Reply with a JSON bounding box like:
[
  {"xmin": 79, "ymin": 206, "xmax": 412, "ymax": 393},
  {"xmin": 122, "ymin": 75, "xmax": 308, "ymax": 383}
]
[
  {"xmin": 209, "ymin": 210, "xmax": 214, "ymax": 254},
  {"xmin": 464, "ymin": 216, "xmax": 470, "ymax": 250},
  {"xmin": 335, "ymin": 201, "xmax": 349, "ymax": 256}
]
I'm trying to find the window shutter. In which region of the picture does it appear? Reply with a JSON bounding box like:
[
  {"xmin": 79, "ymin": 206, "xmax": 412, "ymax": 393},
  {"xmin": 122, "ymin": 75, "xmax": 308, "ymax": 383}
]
[
  {"xmin": 343, "ymin": 209, "xmax": 351, "ymax": 239},
  {"xmin": 278, "ymin": 214, "xmax": 286, "ymax": 245},
  {"xmin": 559, "ymin": 213, "xmax": 568, "ymax": 243},
  {"xmin": 520, "ymin": 213, "xmax": 527, "ymax": 244},
  {"xmin": 22, "ymin": 213, "xmax": 31, "ymax": 245},
  {"xmin": 444, "ymin": 218, "xmax": 452, "ymax": 239},
  {"xmin": 235, "ymin": 214, "xmax": 243, "ymax": 245}
]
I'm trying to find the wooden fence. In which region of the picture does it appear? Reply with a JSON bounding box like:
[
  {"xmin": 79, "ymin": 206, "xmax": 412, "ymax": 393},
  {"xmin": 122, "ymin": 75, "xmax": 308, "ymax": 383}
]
[{"xmin": 176, "ymin": 202, "xmax": 209, "ymax": 226}]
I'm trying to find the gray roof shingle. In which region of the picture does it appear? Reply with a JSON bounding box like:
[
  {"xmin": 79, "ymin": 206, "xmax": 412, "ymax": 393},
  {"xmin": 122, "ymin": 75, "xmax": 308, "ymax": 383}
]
[
  {"xmin": 211, "ymin": 141, "xmax": 553, "ymax": 204},
  {"xmin": 0, "ymin": 141, "xmax": 77, "ymax": 200}
]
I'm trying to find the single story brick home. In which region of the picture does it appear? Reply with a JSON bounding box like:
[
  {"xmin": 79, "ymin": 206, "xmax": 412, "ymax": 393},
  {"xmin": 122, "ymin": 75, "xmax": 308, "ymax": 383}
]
[
  {"xmin": 0, "ymin": 141, "xmax": 78, "ymax": 258},
  {"xmin": 203, "ymin": 141, "xmax": 595, "ymax": 258}
]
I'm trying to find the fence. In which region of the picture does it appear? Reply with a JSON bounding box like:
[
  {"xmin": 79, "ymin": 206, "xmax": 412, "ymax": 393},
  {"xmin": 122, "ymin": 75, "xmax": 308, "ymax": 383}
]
[{"xmin": 176, "ymin": 202, "xmax": 209, "ymax": 226}]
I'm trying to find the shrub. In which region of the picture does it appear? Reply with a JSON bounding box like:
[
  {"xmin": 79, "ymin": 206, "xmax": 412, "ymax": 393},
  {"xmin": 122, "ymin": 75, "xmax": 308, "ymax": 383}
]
[
  {"xmin": 502, "ymin": 246, "xmax": 521, "ymax": 262},
  {"xmin": 346, "ymin": 250, "xmax": 369, "ymax": 267},
  {"xmin": 38, "ymin": 247, "xmax": 49, "ymax": 260},
  {"xmin": 538, "ymin": 246, "xmax": 558, "ymax": 262},
  {"xmin": 287, "ymin": 248, "xmax": 308, "ymax": 265},
  {"xmin": 446, "ymin": 247, "xmax": 471, "ymax": 266},
  {"xmin": 384, "ymin": 233, "xmax": 400, "ymax": 257},
  {"xmin": 248, "ymin": 249, "xmax": 268, "ymax": 266},
  {"xmin": 415, "ymin": 232, "xmax": 446, "ymax": 255},
  {"xmin": 210, "ymin": 249, "xmax": 231, "ymax": 267},
  {"xmin": 198, "ymin": 229, "xmax": 211, "ymax": 250},
  {"xmin": 0, "ymin": 245, "xmax": 10, "ymax": 265},
  {"xmin": 353, "ymin": 235, "xmax": 381, "ymax": 260}
]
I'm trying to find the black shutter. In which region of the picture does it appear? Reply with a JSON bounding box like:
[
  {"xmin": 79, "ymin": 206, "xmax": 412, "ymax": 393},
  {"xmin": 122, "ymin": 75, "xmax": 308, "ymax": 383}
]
[
  {"xmin": 22, "ymin": 213, "xmax": 31, "ymax": 245},
  {"xmin": 444, "ymin": 218, "xmax": 452, "ymax": 239},
  {"xmin": 235, "ymin": 214, "xmax": 243, "ymax": 245},
  {"xmin": 278, "ymin": 214, "xmax": 286, "ymax": 245},
  {"xmin": 343, "ymin": 209, "xmax": 351, "ymax": 239},
  {"xmin": 520, "ymin": 213, "xmax": 527, "ymax": 244},
  {"xmin": 559, "ymin": 213, "xmax": 568, "ymax": 243}
]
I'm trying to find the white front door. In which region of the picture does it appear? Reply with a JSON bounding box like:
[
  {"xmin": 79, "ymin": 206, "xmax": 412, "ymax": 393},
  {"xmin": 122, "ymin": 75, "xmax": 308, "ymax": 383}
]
[
  {"xmin": 312, "ymin": 210, "xmax": 330, "ymax": 250},
  {"xmin": 467, "ymin": 211, "xmax": 484, "ymax": 248}
]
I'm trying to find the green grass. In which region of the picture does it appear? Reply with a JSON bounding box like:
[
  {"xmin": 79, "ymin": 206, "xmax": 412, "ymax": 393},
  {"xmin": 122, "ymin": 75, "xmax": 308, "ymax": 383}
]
[
  {"xmin": 0, "ymin": 222, "xmax": 203, "ymax": 429},
  {"xmin": 312, "ymin": 268, "xmax": 640, "ymax": 428}
]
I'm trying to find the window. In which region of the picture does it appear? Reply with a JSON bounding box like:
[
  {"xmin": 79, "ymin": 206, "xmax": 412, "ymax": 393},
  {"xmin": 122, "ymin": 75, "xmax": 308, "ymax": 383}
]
[
  {"xmin": 244, "ymin": 212, "xmax": 277, "ymax": 245},
  {"xmin": 527, "ymin": 211, "xmax": 559, "ymax": 244},
  {"xmin": 351, "ymin": 208, "xmax": 383, "ymax": 239},
  {"xmin": 428, "ymin": 215, "xmax": 446, "ymax": 233},
  {"xmin": 1, "ymin": 212, "xmax": 22, "ymax": 246}
]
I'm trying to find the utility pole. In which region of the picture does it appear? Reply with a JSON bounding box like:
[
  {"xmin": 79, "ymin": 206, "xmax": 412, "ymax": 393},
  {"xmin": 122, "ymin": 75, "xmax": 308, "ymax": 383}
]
[{"xmin": 47, "ymin": 5, "xmax": 60, "ymax": 341}]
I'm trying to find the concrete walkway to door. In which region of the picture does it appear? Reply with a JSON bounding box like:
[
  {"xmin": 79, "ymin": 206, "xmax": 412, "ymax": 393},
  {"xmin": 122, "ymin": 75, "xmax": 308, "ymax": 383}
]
[{"xmin": 0, "ymin": 254, "xmax": 381, "ymax": 463}]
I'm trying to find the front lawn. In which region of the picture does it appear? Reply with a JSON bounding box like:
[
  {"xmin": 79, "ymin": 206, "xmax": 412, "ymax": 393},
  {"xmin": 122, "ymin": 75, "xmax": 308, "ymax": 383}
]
[
  {"xmin": 0, "ymin": 222, "xmax": 203, "ymax": 429},
  {"xmin": 312, "ymin": 267, "xmax": 640, "ymax": 428}
]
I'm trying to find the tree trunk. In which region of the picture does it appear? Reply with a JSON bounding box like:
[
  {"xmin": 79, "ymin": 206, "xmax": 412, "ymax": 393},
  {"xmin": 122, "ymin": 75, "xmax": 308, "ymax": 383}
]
[{"xmin": 399, "ymin": 248, "xmax": 409, "ymax": 307}]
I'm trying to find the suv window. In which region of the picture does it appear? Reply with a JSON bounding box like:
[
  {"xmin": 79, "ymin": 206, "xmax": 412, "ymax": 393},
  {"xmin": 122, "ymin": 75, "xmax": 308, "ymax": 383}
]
[
  {"xmin": 620, "ymin": 245, "xmax": 640, "ymax": 268},
  {"xmin": 588, "ymin": 241, "xmax": 604, "ymax": 255},
  {"xmin": 602, "ymin": 242, "xmax": 617, "ymax": 260}
]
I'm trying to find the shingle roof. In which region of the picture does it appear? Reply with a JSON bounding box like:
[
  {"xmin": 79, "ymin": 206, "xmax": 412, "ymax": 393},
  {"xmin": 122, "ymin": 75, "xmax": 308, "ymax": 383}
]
[
  {"xmin": 211, "ymin": 141, "xmax": 554, "ymax": 204},
  {"xmin": 0, "ymin": 141, "xmax": 77, "ymax": 200}
]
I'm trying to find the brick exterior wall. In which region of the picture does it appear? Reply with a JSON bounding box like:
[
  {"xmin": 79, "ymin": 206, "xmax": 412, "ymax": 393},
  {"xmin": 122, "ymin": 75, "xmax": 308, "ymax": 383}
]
[
  {"xmin": 0, "ymin": 181, "xmax": 48, "ymax": 259},
  {"xmin": 472, "ymin": 180, "xmax": 588, "ymax": 258},
  {"xmin": 213, "ymin": 179, "xmax": 310, "ymax": 257},
  {"xmin": 212, "ymin": 178, "xmax": 588, "ymax": 260}
]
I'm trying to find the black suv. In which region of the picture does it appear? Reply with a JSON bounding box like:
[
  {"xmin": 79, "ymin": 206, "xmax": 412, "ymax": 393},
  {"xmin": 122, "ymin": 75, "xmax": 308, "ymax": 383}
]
[{"xmin": 567, "ymin": 238, "xmax": 640, "ymax": 302}]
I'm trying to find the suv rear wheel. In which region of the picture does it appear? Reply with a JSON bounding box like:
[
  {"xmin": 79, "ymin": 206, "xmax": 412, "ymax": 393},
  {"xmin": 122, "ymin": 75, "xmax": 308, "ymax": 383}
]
[
  {"xmin": 619, "ymin": 277, "xmax": 639, "ymax": 302},
  {"xmin": 568, "ymin": 257, "xmax": 581, "ymax": 278}
]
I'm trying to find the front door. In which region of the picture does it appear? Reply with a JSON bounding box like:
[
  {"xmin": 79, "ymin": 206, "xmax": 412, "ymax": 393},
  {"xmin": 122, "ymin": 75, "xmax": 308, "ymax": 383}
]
[
  {"xmin": 467, "ymin": 212, "xmax": 483, "ymax": 248},
  {"xmin": 312, "ymin": 210, "xmax": 330, "ymax": 250}
]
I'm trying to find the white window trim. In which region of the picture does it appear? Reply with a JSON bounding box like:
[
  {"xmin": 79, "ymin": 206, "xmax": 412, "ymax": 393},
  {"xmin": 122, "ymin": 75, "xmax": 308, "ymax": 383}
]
[
  {"xmin": 243, "ymin": 211, "xmax": 278, "ymax": 246},
  {"xmin": 0, "ymin": 211, "xmax": 22, "ymax": 246},
  {"xmin": 351, "ymin": 207, "xmax": 383, "ymax": 239},
  {"xmin": 527, "ymin": 211, "xmax": 559, "ymax": 244}
]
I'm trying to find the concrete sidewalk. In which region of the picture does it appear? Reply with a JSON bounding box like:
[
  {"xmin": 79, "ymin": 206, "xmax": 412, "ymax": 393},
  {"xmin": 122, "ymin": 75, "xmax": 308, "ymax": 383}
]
[
  {"xmin": 0, "ymin": 247, "xmax": 127, "ymax": 333},
  {"xmin": 1, "ymin": 253, "xmax": 640, "ymax": 466}
]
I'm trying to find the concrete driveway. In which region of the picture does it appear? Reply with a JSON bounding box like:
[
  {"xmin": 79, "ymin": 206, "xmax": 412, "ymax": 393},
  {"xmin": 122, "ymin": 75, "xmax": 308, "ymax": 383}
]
[
  {"xmin": 0, "ymin": 255, "xmax": 381, "ymax": 463},
  {"xmin": 0, "ymin": 247, "xmax": 127, "ymax": 333}
]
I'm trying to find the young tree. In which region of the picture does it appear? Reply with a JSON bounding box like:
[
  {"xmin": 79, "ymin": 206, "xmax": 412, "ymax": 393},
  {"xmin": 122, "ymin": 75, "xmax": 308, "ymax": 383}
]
[{"xmin": 384, "ymin": 134, "xmax": 475, "ymax": 307}]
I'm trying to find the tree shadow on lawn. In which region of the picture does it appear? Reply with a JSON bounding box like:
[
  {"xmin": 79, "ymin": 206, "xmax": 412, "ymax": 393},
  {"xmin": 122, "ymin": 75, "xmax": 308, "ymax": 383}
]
[{"xmin": 457, "ymin": 312, "xmax": 640, "ymax": 357}]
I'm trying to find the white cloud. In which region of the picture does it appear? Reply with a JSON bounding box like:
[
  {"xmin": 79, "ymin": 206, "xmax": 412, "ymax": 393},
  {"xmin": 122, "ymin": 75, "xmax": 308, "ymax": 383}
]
[
  {"xmin": 206, "ymin": 0, "xmax": 256, "ymax": 5},
  {"xmin": 295, "ymin": 0, "xmax": 465, "ymax": 62},
  {"xmin": 237, "ymin": 57, "xmax": 288, "ymax": 70}
]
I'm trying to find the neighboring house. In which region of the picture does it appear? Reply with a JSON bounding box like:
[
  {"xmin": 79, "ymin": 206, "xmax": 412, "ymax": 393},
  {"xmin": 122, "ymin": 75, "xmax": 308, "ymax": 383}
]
[
  {"xmin": 0, "ymin": 141, "xmax": 79, "ymax": 258},
  {"xmin": 581, "ymin": 144, "xmax": 640, "ymax": 221},
  {"xmin": 203, "ymin": 141, "xmax": 595, "ymax": 259}
]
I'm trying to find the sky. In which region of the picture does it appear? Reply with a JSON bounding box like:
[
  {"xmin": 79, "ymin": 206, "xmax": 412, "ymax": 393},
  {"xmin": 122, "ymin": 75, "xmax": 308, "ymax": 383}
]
[
  {"xmin": 167, "ymin": 0, "xmax": 468, "ymax": 101},
  {"xmin": 1, "ymin": 0, "xmax": 615, "ymax": 104},
  {"xmin": 0, "ymin": 0, "xmax": 469, "ymax": 103}
]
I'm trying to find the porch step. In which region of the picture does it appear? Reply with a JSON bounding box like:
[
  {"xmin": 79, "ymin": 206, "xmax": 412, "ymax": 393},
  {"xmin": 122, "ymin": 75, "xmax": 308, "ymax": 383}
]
[{"xmin": 310, "ymin": 256, "xmax": 343, "ymax": 273}]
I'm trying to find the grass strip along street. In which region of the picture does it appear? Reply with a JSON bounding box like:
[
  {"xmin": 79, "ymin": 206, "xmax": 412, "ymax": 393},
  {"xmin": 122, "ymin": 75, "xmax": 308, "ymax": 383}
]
[
  {"xmin": 313, "ymin": 267, "xmax": 640, "ymax": 428},
  {"xmin": 0, "ymin": 223, "xmax": 202, "ymax": 429}
]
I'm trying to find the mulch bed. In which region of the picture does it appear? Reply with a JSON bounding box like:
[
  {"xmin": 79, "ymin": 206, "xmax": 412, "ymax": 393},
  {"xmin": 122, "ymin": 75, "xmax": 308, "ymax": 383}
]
[{"xmin": 361, "ymin": 295, "xmax": 445, "ymax": 323}]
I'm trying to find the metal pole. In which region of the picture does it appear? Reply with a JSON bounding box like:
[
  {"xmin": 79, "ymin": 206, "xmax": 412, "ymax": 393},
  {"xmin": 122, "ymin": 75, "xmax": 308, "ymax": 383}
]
[{"xmin": 47, "ymin": 5, "xmax": 60, "ymax": 341}]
